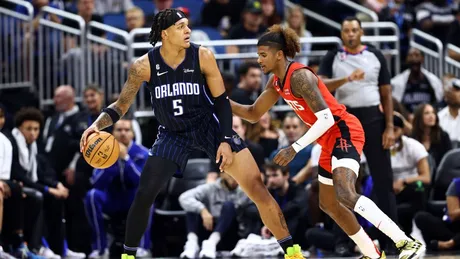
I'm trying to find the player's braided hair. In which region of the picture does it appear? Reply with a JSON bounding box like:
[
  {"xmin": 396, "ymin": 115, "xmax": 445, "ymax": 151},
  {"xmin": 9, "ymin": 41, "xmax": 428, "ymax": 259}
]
[{"xmin": 149, "ymin": 9, "xmax": 175, "ymax": 47}]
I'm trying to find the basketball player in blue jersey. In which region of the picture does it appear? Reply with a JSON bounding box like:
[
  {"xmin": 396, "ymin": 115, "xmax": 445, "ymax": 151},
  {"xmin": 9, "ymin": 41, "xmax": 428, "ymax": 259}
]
[{"xmin": 80, "ymin": 8, "xmax": 305, "ymax": 259}]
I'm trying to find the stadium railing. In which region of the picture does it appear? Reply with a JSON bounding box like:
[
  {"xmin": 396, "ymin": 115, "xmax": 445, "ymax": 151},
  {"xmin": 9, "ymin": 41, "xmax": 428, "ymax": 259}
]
[
  {"xmin": 410, "ymin": 29, "xmax": 444, "ymax": 78},
  {"xmin": 86, "ymin": 21, "xmax": 130, "ymax": 104},
  {"xmin": 0, "ymin": 0, "xmax": 34, "ymax": 90},
  {"xmin": 37, "ymin": 6, "xmax": 86, "ymax": 107},
  {"xmin": 361, "ymin": 22, "xmax": 400, "ymax": 75},
  {"xmin": 445, "ymin": 44, "xmax": 460, "ymax": 78}
]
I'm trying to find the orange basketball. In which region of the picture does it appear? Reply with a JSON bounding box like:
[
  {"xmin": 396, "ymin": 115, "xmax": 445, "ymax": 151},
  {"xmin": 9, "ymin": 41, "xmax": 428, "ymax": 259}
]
[{"xmin": 83, "ymin": 131, "xmax": 120, "ymax": 169}]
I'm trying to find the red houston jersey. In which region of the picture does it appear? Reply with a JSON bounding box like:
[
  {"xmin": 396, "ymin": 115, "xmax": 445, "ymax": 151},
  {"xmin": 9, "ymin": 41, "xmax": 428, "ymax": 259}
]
[{"xmin": 273, "ymin": 62, "xmax": 363, "ymax": 152}]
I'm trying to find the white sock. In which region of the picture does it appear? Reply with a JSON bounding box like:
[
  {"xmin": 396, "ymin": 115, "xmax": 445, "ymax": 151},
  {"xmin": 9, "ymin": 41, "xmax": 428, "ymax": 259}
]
[
  {"xmin": 354, "ymin": 196, "xmax": 408, "ymax": 243},
  {"xmin": 349, "ymin": 228, "xmax": 381, "ymax": 259},
  {"xmin": 208, "ymin": 232, "xmax": 221, "ymax": 245},
  {"xmin": 187, "ymin": 232, "xmax": 198, "ymax": 243}
]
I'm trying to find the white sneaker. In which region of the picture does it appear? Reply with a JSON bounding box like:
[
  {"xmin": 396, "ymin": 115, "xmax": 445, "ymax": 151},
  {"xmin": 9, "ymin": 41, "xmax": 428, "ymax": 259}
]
[
  {"xmin": 64, "ymin": 249, "xmax": 85, "ymax": 259},
  {"xmin": 135, "ymin": 249, "xmax": 150, "ymax": 258},
  {"xmin": 199, "ymin": 240, "xmax": 216, "ymax": 259},
  {"xmin": 88, "ymin": 249, "xmax": 108, "ymax": 259},
  {"xmin": 180, "ymin": 240, "xmax": 200, "ymax": 259},
  {"xmin": 38, "ymin": 247, "xmax": 61, "ymax": 259}
]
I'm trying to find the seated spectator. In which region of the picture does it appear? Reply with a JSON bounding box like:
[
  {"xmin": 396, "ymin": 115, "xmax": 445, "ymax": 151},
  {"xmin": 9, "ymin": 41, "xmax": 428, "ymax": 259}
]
[
  {"xmin": 447, "ymin": 6, "xmax": 460, "ymax": 61},
  {"xmin": 43, "ymin": 85, "xmax": 86, "ymax": 186},
  {"xmin": 391, "ymin": 48, "xmax": 443, "ymax": 114},
  {"xmin": 390, "ymin": 115, "xmax": 431, "ymax": 234},
  {"xmin": 114, "ymin": 7, "xmax": 149, "ymax": 56},
  {"xmin": 438, "ymin": 77, "xmax": 460, "ymax": 147},
  {"xmin": 0, "ymin": 104, "xmax": 40, "ymax": 259},
  {"xmin": 270, "ymin": 113, "xmax": 312, "ymax": 181},
  {"xmin": 412, "ymin": 103, "xmax": 452, "ymax": 167},
  {"xmin": 179, "ymin": 172, "xmax": 252, "ymax": 259},
  {"xmin": 85, "ymin": 119, "xmax": 150, "ymax": 259},
  {"xmin": 94, "ymin": 0, "xmax": 133, "ymax": 16},
  {"xmin": 260, "ymin": 162, "xmax": 308, "ymax": 243},
  {"xmin": 415, "ymin": 177, "xmax": 460, "ymax": 251},
  {"xmin": 230, "ymin": 62, "xmax": 263, "ymax": 105},
  {"xmin": 247, "ymin": 112, "xmax": 281, "ymax": 159},
  {"xmin": 7, "ymin": 108, "xmax": 84, "ymax": 258},
  {"xmin": 284, "ymin": 5, "xmax": 312, "ymax": 66},
  {"xmin": 261, "ymin": 0, "xmax": 282, "ymax": 27},
  {"xmin": 415, "ymin": 0, "xmax": 457, "ymax": 45},
  {"xmin": 226, "ymin": 0, "xmax": 267, "ymax": 54},
  {"xmin": 62, "ymin": 0, "xmax": 104, "ymax": 44}
]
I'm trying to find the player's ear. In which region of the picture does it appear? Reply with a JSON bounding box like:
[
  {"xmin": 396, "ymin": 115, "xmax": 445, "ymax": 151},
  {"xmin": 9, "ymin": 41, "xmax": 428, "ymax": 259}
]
[
  {"xmin": 161, "ymin": 29, "xmax": 168, "ymax": 40},
  {"xmin": 276, "ymin": 49, "xmax": 283, "ymax": 60}
]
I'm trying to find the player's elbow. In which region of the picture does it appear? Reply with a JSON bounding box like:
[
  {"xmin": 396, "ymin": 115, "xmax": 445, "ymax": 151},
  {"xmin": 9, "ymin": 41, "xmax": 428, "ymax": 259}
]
[{"xmin": 247, "ymin": 105, "xmax": 262, "ymax": 124}]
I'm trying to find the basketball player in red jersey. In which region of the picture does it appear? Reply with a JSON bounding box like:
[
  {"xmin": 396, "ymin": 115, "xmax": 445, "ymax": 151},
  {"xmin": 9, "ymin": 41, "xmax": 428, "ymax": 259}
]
[{"xmin": 230, "ymin": 25, "xmax": 425, "ymax": 259}]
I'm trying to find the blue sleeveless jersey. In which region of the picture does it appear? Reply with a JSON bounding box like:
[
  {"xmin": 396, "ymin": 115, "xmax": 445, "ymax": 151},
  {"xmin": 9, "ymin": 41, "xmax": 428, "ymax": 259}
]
[
  {"xmin": 145, "ymin": 43, "xmax": 247, "ymax": 177},
  {"xmin": 146, "ymin": 43, "xmax": 215, "ymax": 132}
]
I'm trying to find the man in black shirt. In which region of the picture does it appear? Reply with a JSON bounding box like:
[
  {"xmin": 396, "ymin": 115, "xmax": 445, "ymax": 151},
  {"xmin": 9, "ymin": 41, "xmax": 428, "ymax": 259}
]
[
  {"xmin": 391, "ymin": 48, "xmax": 443, "ymax": 114},
  {"xmin": 230, "ymin": 62, "xmax": 262, "ymax": 105},
  {"xmin": 226, "ymin": 0, "xmax": 267, "ymax": 53}
]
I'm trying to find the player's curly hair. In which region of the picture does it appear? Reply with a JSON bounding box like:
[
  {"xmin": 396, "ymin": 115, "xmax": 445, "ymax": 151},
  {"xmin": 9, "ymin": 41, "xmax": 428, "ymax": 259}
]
[
  {"xmin": 149, "ymin": 9, "xmax": 175, "ymax": 47},
  {"xmin": 14, "ymin": 107, "xmax": 44, "ymax": 128},
  {"xmin": 258, "ymin": 24, "xmax": 301, "ymax": 59}
]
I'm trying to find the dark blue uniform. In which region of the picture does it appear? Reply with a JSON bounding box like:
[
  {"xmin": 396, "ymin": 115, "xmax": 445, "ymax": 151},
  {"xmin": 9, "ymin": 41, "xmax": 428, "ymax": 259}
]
[{"xmin": 146, "ymin": 43, "xmax": 246, "ymax": 176}]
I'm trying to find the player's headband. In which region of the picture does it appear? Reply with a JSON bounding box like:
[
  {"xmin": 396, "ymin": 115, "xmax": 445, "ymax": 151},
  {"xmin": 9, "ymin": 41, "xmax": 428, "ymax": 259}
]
[{"xmin": 161, "ymin": 9, "xmax": 187, "ymax": 30}]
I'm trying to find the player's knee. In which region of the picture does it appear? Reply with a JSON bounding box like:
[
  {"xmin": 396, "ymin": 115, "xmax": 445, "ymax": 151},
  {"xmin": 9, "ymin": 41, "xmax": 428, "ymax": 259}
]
[{"xmin": 334, "ymin": 185, "xmax": 359, "ymax": 209}]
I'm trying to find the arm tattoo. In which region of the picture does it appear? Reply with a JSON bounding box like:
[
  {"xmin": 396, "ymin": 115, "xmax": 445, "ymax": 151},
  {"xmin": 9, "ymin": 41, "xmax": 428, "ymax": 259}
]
[
  {"xmin": 290, "ymin": 70, "xmax": 328, "ymax": 112},
  {"xmin": 94, "ymin": 58, "xmax": 147, "ymax": 130}
]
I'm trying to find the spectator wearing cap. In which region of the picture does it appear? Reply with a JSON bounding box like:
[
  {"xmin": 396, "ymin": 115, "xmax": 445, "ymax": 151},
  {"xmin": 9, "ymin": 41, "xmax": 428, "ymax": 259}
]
[
  {"xmin": 390, "ymin": 115, "xmax": 431, "ymax": 235},
  {"xmin": 226, "ymin": 0, "xmax": 267, "ymax": 54},
  {"xmin": 317, "ymin": 17, "xmax": 398, "ymax": 250},
  {"xmin": 438, "ymin": 77, "xmax": 460, "ymax": 147},
  {"xmin": 391, "ymin": 48, "xmax": 443, "ymax": 114}
]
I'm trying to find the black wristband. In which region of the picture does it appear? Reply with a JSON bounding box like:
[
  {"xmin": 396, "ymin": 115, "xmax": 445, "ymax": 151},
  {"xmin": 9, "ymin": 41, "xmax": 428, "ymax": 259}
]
[{"xmin": 102, "ymin": 107, "xmax": 120, "ymax": 124}]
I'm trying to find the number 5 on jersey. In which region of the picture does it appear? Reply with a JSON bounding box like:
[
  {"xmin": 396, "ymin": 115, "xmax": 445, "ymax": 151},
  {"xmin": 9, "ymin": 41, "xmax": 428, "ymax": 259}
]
[{"xmin": 173, "ymin": 99, "xmax": 183, "ymax": 116}]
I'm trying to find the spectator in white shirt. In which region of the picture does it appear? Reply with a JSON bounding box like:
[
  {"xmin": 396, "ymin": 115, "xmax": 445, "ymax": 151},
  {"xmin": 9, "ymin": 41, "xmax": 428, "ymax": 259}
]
[
  {"xmin": 390, "ymin": 115, "xmax": 431, "ymax": 235},
  {"xmin": 438, "ymin": 77, "xmax": 460, "ymax": 147}
]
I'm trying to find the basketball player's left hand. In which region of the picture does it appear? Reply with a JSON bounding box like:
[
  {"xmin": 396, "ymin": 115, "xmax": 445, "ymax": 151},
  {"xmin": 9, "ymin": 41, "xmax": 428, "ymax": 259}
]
[
  {"xmin": 274, "ymin": 146, "xmax": 297, "ymax": 166},
  {"xmin": 216, "ymin": 143, "xmax": 233, "ymax": 172},
  {"xmin": 382, "ymin": 127, "xmax": 395, "ymax": 149}
]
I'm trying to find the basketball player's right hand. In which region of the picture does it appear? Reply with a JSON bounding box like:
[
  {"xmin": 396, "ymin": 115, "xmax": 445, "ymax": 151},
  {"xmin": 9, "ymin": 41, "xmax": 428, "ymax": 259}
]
[
  {"xmin": 80, "ymin": 125, "xmax": 100, "ymax": 153},
  {"xmin": 200, "ymin": 209, "xmax": 214, "ymax": 231},
  {"xmin": 216, "ymin": 143, "xmax": 233, "ymax": 172},
  {"xmin": 349, "ymin": 68, "xmax": 365, "ymax": 81}
]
